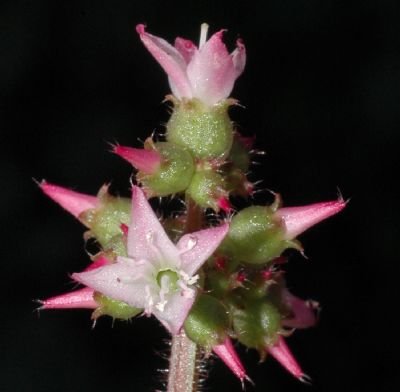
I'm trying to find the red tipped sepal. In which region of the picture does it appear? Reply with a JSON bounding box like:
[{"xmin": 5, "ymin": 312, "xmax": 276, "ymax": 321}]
[
  {"xmin": 39, "ymin": 287, "xmax": 98, "ymax": 310},
  {"xmin": 40, "ymin": 181, "xmax": 97, "ymax": 221},
  {"xmin": 276, "ymin": 198, "xmax": 346, "ymax": 240},
  {"xmin": 267, "ymin": 336, "xmax": 311, "ymax": 383},
  {"xmin": 213, "ymin": 337, "xmax": 250, "ymax": 383},
  {"xmin": 113, "ymin": 144, "xmax": 161, "ymax": 174}
]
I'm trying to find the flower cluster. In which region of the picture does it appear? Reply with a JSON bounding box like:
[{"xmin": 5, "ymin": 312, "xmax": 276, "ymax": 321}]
[{"xmin": 39, "ymin": 24, "xmax": 345, "ymax": 387}]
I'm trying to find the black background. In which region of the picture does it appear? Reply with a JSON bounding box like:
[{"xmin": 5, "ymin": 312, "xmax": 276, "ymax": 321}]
[{"xmin": 1, "ymin": 1, "xmax": 399, "ymax": 391}]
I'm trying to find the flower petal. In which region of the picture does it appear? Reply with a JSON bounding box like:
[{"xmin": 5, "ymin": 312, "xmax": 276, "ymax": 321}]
[
  {"xmin": 128, "ymin": 186, "xmax": 180, "ymax": 265},
  {"xmin": 72, "ymin": 259, "xmax": 147, "ymax": 310},
  {"xmin": 152, "ymin": 290, "xmax": 195, "ymax": 335},
  {"xmin": 174, "ymin": 37, "xmax": 197, "ymax": 64},
  {"xmin": 136, "ymin": 24, "xmax": 192, "ymax": 99},
  {"xmin": 177, "ymin": 223, "xmax": 229, "ymax": 276},
  {"xmin": 282, "ymin": 289, "xmax": 319, "ymax": 329},
  {"xmin": 231, "ymin": 38, "xmax": 246, "ymax": 78},
  {"xmin": 187, "ymin": 30, "xmax": 236, "ymax": 106}
]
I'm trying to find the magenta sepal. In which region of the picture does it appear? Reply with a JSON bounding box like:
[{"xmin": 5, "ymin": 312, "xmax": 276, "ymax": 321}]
[
  {"xmin": 113, "ymin": 145, "xmax": 161, "ymax": 174},
  {"xmin": 84, "ymin": 256, "xmax": 111, "ymax": 272},
  {"xmin": 282, "ymin": 289, "xmax": 319, "ymax": 329},
  {"xmin": 39, "ymin": 287, "xmax": 98, "ymax": 310},
  {"xmin": 267, "ymin": 336, "xmax": 311, "ymax": 383},
  {"xmin": 213, "ymin": 337, "xmax": 249, "ymax": 383},
  {"xmin": 276, "ymin": 198, "xmax": 346, "ymax": 240},
  {"xmin": 40, "ymin": 180, "xmax": 97, "ymax": 220}
]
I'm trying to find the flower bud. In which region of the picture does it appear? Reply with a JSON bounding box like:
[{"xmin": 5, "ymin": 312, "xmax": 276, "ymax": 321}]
[
  {"xmin": 219, "ymin": 205, "xmax": 297, "ymax": 264},
  {"xmin": 232, "ymin": 300, "xmax": 281, "ymax": 350},
  {"xmin": 92, "ymin": 292, "xmax": 141, "ymax": 321},
  {"xmin": 167, "ymin": 99, "xmax": 233, "ymax": 159},
  {"xmin": 184, "ymin": 294, "xmax": 230, "ymax": 351},
  {"xmin": 187, "ymin": 169, "xmax": 230, "ymax": 211},
  {"xmin": 137, "ymin": 141, "xmax": 195, "ymax": 197},
  {"xmin": 80, "ymin": 185, "xmax": 131, "ymax": 248}
]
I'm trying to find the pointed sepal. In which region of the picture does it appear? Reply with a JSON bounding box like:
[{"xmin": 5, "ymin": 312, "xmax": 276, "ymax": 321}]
[
  {"xmin": 39, "ymin": 287, "xmax": 98, "ymax": 310},
  {"xmin": 276, "ymin": 199, "xmax": 346, "ymax": 240},
  {"xmin": 267, "ymin": 336, "xmax": 311, "ymax": 383},
  {"xmin": 39, "ymin": 181, "xmax": 97, "ymax": 221},
  {"xmin": 213, "ymin": 337, "xmax": 249, "ymax": 383}
]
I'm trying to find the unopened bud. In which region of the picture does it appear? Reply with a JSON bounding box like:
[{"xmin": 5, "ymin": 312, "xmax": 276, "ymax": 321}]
[
  {"xmin": 184, "ymin": 294, "xmax": 230, "ymax": 351},
  {"xmin": 167, "ymin": 99, "xmax": 233, "ymax": 159}
]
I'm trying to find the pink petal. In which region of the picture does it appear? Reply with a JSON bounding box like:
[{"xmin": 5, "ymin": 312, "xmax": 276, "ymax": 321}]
[
  {"xmin": 187, "ymin": 30, "xmax": 236, "ymax": 106},
  {"xmin": 276, "ymin": 198, "xmax": 346, "ymax": 240},
  {"xmin": 213, "ymin": 337, "xmax": 248, "ymax": 381},
  {"xmin": 177, "ymin": 223, "xmax": 229, "ymax": 276},
  {"xmin": 39, "ymin": 287, "xmax": 98, "ymax": 310},
  {"xmin": 152, "ymin": 290, "xmax": 195, "ymax": 335},
  {"xmin": 136, "ymin": 24, "xmax": 192, "ymax": 99},
  {"xmin": 267, "ymin": 336, "xmax": 309, "ymax": 382},
  {"xmin": 72, "ymin": 258, "xmax": 147, "ymax": 309},
  {"xmin": 113, "ymin": 145, "xmax": 161, "ymax": 174},
  {"xmin": 128, "ymin": 186, "xmax": 179, "ymax": 263},
  {"xmin": 282, "ymin": 289, "xmax": 318, "ymax": 329},
  {"xmin": 40, "ymin": 181, "xmax": 97, "ymax": 220},
  {"xmin": 174, "ymin": 37, "xmax": 197, "ymax": 64},
  {"xmin": 231, "ymin": 38, "xmax": 246, "ymax": 78}
]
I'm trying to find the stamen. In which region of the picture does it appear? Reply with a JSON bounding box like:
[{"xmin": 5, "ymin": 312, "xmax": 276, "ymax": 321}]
[
  {"xmin": 199, "ymin": 23, "xmax": 209, "ymax": 48},
  {"xmin": 179, "ymin": 270, "xmax": 199, "ymax": 286}
]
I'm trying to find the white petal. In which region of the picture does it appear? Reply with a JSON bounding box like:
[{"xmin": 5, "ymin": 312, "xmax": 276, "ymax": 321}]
[
  {"xmin": 128, "ymin": 186, "xmax": 180, "ymax": 267},
  {"xmin": 177, "ymin": 223, "xmax": 229, "ymax": 276},
  {"xmin": 152, "ymin": 290, "xmax": 195, "ymax": 335}
]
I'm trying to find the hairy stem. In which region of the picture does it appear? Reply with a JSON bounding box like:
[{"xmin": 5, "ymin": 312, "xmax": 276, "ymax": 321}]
[
  {"xmin": 167, "ymin": 197, "xmax": 204, "ymax": 392},
  {"xmin": 167, "ymin": 330, "xmax": 200, "ymax": 392}
]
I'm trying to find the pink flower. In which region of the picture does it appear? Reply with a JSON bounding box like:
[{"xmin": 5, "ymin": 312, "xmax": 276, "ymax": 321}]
[
  {"xmin": 136, "ymin": 23, "xmax": 246, "ymax": 106},
  {"xmin": 282, "ymin": 289, "xmax": 319, "ymax": 329},
  {"xmin": 73, "ymin": 186, "xmax": 229, "ymax": 335}
]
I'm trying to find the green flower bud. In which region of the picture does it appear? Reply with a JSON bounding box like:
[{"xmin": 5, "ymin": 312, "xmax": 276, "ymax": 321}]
[
  {"xmin": 139, "ymin": 142, "xmax": 195, "ymax": 196},
  {"xmin": 187, "ymin": 169, "xmax": 228, "ymax": 211},
  {"xmin": 184, "ymin": 294, "xmax": 230, "ymax": 351},
  {"xmin": 219, "ymin": 205, "xmax": 298, "ymax": 265},
  {"xmin": 81, "ymin": 186, "xmax": 130, "ymax": 249},
  {"xmin": 166, "ymin": 99, "xmax": 233, "ymax": 159},
  {"xmin": 92, "ymin": 292, "xmax": 141, "ymax": 320},
  {"xmin": 232, "ymin": 301, "xmax": 281, "ymax": 350}
]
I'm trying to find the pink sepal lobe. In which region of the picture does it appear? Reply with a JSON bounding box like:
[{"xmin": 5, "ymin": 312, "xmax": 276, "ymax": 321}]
[
  {"xmin": 40, "ymin": 181, "xmax": 97, "ymax": 219},
  {"xmin": 276, "ymin": 198, "xmax": 346, "ymax": 240},
  {"xmin": 113, "ymin": 145, "xmax": 161, "ymax": 174},
  {"xmin": 213, "ymin": 337, "xmax": 248, "ymax": 382},
  {"xmin": 39, "ymin": 287, "xmax": 97, "ymax": 310}
]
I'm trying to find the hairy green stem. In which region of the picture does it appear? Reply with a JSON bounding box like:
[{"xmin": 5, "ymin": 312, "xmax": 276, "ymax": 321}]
[{"xmin": 167, "ymin": 198, "xmax": 204, "ymax": 392}]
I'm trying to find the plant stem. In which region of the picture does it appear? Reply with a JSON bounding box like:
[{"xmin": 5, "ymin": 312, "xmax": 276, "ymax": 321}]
[
  {"xmin": 167, "ymin": 330, "xmax": 200, "ymax": 392},
  {"xmin": 167, "ymin": 197, "xmax": 204, "ymax": 392}
]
